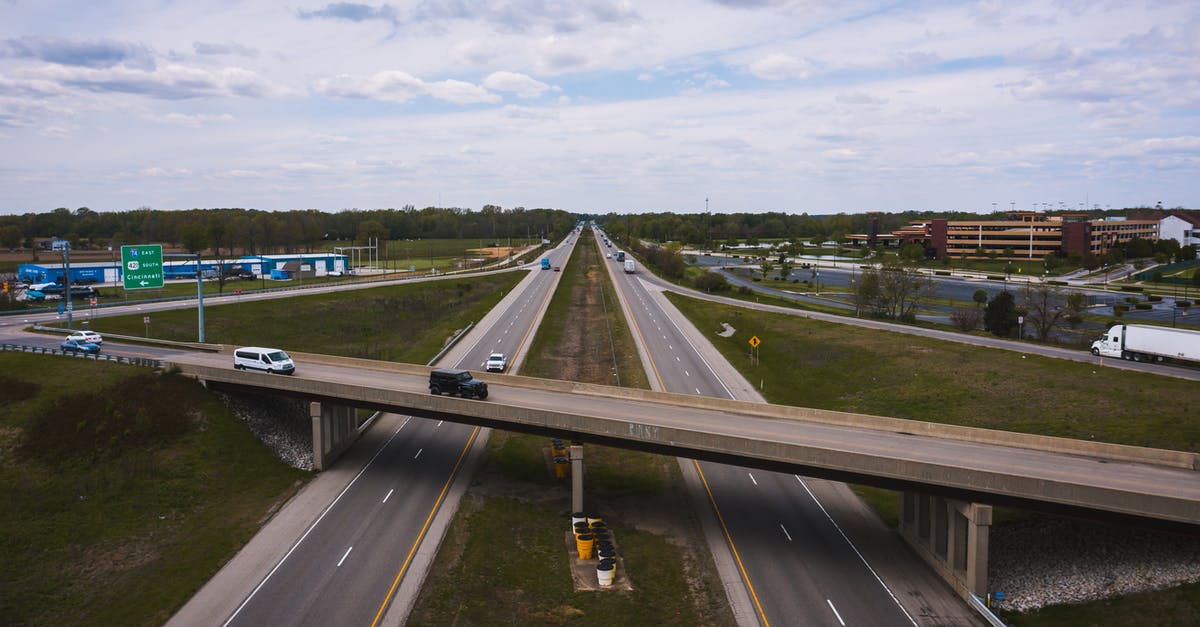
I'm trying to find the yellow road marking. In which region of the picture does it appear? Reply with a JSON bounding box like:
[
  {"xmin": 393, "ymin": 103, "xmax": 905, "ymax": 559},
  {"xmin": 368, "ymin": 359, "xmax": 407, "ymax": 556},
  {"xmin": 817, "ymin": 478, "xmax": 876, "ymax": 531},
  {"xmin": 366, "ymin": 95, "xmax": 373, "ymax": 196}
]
[
  {"xmin": 371, "ymin": 426, "xmax": 480, "ymax": 627},
  {"xmin": 620, "ymin": 275, "xmax": 770, "ymax": 627}
]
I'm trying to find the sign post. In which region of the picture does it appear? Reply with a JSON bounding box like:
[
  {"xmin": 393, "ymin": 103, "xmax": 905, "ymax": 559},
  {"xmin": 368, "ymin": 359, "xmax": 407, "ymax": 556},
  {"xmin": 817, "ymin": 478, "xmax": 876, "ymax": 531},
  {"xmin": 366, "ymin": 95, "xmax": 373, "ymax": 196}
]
[
  {"xmin": 121, "ymin": 245, "xmax": 164, "ymax": 290},
  {"xmin": 748, "ymin": 335, "xmax": 761, "ymax": 366}
]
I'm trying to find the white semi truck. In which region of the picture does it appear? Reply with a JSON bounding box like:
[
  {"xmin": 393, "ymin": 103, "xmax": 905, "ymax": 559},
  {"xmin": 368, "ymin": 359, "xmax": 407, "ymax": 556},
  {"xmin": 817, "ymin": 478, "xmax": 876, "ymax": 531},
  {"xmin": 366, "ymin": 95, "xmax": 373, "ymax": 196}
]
[
  {"xmin": 1090, "ymin": 324, "xmax": 1200, "ymax": 365},
  {"xmin": 623, "ymin": 259, "xmax": 636, "ymax": 273}
]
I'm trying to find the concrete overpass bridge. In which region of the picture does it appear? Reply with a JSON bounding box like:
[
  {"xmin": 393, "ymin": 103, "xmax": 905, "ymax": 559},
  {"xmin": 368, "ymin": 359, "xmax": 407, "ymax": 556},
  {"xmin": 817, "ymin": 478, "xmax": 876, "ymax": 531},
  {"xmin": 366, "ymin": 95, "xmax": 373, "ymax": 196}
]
[{"xmin": 174, "ymin": 350, "xmax": 1200, "ymax": 599}]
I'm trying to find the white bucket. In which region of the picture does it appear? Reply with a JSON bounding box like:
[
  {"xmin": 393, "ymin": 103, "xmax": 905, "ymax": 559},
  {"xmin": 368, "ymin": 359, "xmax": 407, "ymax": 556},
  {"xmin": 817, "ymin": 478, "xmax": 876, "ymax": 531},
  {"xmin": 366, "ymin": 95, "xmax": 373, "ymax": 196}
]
[{"xmin": 597, "ymin": 561, "xmax": 615, "ymax": 586}]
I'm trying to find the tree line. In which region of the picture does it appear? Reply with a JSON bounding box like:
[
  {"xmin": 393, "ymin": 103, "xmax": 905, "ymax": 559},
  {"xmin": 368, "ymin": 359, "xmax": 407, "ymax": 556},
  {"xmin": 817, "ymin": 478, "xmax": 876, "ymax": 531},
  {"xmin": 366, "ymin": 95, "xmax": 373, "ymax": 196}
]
[{"xmin": 0, "ymin": 205, "xmax": 576, "ymax": 256}]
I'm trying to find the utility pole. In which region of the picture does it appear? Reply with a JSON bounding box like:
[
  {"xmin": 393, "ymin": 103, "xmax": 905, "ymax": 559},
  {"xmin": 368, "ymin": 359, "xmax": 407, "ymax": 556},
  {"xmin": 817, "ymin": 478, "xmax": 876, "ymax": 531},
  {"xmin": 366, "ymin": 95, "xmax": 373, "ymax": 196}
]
[{"xmin": 63, "ymin": 240, "xmax": 73, "ymax": 330}]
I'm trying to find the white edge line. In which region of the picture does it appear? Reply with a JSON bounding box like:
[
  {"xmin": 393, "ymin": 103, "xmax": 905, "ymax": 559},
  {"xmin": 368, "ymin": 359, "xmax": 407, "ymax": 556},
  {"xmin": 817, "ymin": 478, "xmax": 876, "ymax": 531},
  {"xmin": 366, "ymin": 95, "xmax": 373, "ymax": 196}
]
[
  {"xmin": 222, "ymin": 417, "xmax": 412, "ymax": 626},
  {"xmin": 827, "ymin": 599, "xmax": 845, "ymax": 626},
  {"xmin": 796, "ymin": 475, "xmax": 918, "ymax": 626}
]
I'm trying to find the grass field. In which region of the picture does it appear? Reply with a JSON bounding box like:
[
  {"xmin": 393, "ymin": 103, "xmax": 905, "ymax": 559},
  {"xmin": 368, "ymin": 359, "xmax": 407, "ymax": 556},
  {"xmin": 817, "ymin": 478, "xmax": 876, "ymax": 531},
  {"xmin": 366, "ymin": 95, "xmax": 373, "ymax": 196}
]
[
  {"xmin": 49, "ymin": 273, "xmax": 524, "ymax": 363},
  {"xmin": 408, "ymin": 230, "xmax": 735, "ymax": 626},
  {"xmin": 666, "ymin": 292, "xmax": 1198, "ymax": 450},
  {"xmin": 0, "ymin": 354, "xmax": 309, "ymax": 625},
  {"xmin": 5, "ymin": 271, "xmax": 529, "ymax": 624}
]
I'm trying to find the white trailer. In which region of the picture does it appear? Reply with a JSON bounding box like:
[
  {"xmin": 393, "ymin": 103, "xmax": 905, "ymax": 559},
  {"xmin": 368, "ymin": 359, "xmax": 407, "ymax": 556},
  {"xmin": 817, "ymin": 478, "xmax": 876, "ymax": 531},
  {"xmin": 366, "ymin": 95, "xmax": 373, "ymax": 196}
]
[
  {"xmin": 1090, "ymin": 324, "xmax": 1200, "ymax": 365},
  {"xmin": 623, "ymin": 259, "xmax": 636, "ymax": 273}
]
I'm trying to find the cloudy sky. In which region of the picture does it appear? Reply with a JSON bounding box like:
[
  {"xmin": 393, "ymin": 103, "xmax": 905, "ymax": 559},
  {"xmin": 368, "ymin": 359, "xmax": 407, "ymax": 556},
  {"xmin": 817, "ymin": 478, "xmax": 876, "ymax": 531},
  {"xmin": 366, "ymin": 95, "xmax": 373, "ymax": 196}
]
[{"xmin": 1, "ymin": 1, "xmax": 1197, "ymax": 215}]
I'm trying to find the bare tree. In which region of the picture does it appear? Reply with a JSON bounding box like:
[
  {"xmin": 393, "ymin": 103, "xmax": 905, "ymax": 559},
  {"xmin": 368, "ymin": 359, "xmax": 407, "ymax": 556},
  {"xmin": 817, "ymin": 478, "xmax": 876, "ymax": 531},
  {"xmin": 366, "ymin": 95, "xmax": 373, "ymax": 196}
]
[
  {"xmin": 876, "ymin": 260, "xmax": 937, "ymax": 321},
  {"xmin": 1022, "ymin": 282, "xmax": 1070, "ymax": 341}
]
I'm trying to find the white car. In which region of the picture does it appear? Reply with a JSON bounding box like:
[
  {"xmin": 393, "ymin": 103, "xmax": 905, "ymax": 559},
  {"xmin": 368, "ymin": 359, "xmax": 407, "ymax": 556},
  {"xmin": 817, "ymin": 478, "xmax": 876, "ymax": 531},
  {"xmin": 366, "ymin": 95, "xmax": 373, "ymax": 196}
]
[
  {"xmin": 485, "ymin": 352, "xmax": 508, "ymax": 372},
  {"xmin": 66, "ymin": 330, "xmax": 103, "ymax": 345}
]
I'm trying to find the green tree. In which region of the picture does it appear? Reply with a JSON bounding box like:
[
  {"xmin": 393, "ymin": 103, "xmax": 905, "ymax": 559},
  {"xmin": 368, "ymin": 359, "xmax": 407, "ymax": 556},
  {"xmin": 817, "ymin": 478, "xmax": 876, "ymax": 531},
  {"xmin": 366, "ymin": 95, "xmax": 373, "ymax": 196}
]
[
  {"xmin": 972, "ymin": 288, "xmax": 988, "ymax": 307},
  {"xmin": 0, "ymin": 224, "xmax": 22, "ymax": 249},
  {"xmin": 898, "ymin": 243, "xmax": 925, "ymax": 265},
  {"xmin": 357, "ymin": 219, "xmax": 388, "ymax": 245},
  {"xmin": 984, "ymin": 291, "xmax": 1019, "ymax": 337},
  {"xmin": 1177, "ymin": 245, "xmax": 1197, "ymax": 262},
  {"xmin": 778, "ymin": 260, "xmax": 792, "ymax": 281},
  {"xmin": 1065, "ymin": 291, "xmax": 1087, "ymax": 328},
  {"xmin": 852, "ymin": 269, "xmax": 881, "ymax": 317},
  {"xmin": 180, "ymin": 222, "xmax": 208, "ymax": 254},
  {"xmin": 759, "ymin": 260, "xmax": 774, "ymax": 280},
  {"xmin": 693, "ymin": 270, "xmax": 729, "ymax": 292}
]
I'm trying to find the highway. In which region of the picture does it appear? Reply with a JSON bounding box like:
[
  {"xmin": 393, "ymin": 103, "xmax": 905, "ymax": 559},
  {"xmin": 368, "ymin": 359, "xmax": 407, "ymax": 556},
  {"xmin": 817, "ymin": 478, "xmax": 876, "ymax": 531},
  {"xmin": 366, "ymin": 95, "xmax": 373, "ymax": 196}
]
[
  {"xmin": 164, "ymin": 237, "xmax": 578, "ymax": 625},
  {"xmin": 598, "ymin": 232, "xmax": 969, "ymax": 625},
  {"xmin": 7, "ymin": 234, "xmax": 1195, "ymax": 625}
]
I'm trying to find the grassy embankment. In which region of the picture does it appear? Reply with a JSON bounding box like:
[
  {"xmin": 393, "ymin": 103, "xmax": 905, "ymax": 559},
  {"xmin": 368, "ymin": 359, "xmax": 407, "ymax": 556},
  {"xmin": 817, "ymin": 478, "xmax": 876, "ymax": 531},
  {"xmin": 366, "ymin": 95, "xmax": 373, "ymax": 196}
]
[
  {"xmin": 407, "ymin": 229, "xmax": 736, "ymax": 626},
  {"xmin": 58, "ymin": 273, "xmax": 522, "ymax": 362},
  {"xmin": 9, "ymin": 237, "xmax": 540, "ymax": 306},
  {"xmin": 1, "ymin": 272, "xmax": 524, "ymax": 625},
  {"xmin": 0, "ymin": 355, "xmax": 308, "ymax": 625},
  {"xmin": 665, "ymin": 291, "xmax": 1200, "ymax": 624}
]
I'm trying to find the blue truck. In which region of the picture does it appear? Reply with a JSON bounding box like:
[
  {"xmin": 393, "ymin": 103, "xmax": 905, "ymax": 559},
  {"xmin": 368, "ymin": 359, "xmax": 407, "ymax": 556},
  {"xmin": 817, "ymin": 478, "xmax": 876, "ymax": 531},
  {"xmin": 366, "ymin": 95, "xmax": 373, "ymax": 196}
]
[{"xmin": 541, "ymin": 257, "xmax": 551, "ymax": 270}]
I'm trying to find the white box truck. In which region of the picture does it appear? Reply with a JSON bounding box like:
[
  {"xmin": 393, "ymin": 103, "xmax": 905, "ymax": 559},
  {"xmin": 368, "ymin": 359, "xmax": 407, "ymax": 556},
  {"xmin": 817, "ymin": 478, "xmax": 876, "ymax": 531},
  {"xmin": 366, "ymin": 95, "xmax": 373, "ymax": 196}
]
[
  {"xmin": 623, "ymin": 259, "xmax": 636, "ymax": 273},
  {"xmin": 1090, "ymin": 324, "xmax": 1200, "ymax": 365}
]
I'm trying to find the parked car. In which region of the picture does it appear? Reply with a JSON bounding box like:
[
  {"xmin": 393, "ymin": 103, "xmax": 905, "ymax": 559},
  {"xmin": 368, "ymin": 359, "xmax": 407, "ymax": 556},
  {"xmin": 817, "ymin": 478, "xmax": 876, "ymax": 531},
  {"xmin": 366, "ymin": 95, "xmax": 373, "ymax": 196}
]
[
  {"xmin": 485, "ymin": 352, "xmax": 508, "ymax": 372},
  {"xmin": 66, "ymin": 330, "xmax": 103, "ymax": 345},
  {"xmin": 61, "ymin": 339, "xmax": 100, "ymax": 355},
  {"xmin": 429, "ymin": 368, "xmax": 488, "ymax": 399}
]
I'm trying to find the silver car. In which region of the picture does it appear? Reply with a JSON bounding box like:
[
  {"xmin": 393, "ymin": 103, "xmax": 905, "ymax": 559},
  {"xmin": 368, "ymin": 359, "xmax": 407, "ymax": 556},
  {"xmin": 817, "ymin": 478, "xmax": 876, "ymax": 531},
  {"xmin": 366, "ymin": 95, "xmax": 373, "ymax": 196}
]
[{"xmin": 485, "ymin": 352, "xmax": 508, "ymax": 372}]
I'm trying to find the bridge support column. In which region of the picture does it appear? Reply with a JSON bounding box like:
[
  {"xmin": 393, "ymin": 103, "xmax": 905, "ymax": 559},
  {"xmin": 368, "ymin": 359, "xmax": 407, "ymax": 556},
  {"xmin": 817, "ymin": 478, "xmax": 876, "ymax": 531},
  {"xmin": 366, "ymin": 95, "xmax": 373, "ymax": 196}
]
[
  {"xmin": 570, "ymin": 445, "xmax": 584, "ymax": 513},
  {"xmin": 899, "ymin": 492, "xmax": 991, "ymax": 599},
  {"xmin": 310, "ymin": 401, "xmax": 359, "ymax": 471}
]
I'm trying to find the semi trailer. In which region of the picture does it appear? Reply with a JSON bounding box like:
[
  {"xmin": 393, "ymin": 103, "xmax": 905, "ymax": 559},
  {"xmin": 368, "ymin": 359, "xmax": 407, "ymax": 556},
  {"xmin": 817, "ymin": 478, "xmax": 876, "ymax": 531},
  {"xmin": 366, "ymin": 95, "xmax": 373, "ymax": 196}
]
[{"xmin": 1090, "ymin": 324, "xmax": 1200, "ymax": 365}]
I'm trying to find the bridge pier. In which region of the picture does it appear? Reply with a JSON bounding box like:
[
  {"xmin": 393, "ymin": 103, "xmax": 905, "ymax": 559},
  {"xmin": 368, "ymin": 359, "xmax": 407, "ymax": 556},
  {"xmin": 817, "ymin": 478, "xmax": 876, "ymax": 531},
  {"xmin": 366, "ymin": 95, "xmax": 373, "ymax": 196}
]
[
  {"xmin": 570, "ymin": 444, "xmax": 584, "ymax": 513},
  {"xmin": 898, "ymin": 492, "xmax": 991, "ymax": 599},
  {"xmin": 310, "ymin": 401, "xmax": 359, "ymax": 471}
]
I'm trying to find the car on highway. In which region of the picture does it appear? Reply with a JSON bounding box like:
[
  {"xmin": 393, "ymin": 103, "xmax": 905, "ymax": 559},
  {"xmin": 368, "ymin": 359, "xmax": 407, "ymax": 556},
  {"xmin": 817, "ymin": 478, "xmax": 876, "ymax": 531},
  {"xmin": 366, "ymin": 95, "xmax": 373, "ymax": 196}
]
[
  {"xmin": 233, "ymin": 346, "xmax": 296, "ymax": 375},
  {"xmin": 66, "ymin": 330, "xmax": 103, "ymax": 345},
  {"xmin": 429, "ymin": 368, "xmax": 488, "ymax": 399},
  {"xmin": 485, "ymin": 352, "xmax": 508, "ymax": 372},
  {"xmin": 553, "ymin": 266, "xmax": 561, "ymax": 272},
  {"xmin": 61, "ymin": 339, "xmax": 100, "ymax": 355}
]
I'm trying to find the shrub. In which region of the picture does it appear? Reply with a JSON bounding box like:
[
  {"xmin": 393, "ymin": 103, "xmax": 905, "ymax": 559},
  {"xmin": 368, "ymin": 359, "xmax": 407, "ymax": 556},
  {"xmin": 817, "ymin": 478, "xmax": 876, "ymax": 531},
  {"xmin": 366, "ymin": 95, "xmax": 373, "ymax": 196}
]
[
  {"xmin": 949, "ymin": 307, "xmax": 984, "ymax": 331},
  {"xmin": 1113, "ymin": 304, "xmax": 1128, "ymax": 316},
  {"xmin": 1147, "ymin": 295, "xmax": 1162, "ymax": 302},
  {"xmin": 1135, "ymin": 303, "xmax": 1152, "ymax": 310},
  {"xmin": 1120, "ymin": 286, "xmax": 1144, "ymax": 292},
  {"xmin": 1177, "ymin": 300, "xmax": 1192, "ymax": 308}
]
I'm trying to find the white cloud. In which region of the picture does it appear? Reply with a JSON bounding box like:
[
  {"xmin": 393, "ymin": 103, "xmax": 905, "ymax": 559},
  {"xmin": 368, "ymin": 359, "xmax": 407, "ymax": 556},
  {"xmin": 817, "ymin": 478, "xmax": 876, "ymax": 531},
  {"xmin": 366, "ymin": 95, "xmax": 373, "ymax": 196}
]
[
  {"xmin": 748, "ymin": 53, "xmax": 812, "ymax": 80},
  {"xmin": 483, "ymin": 71, "xmax": 554, "ymax": 98},
  {"xmin": 0, "ymin": 1, "xmax": 1196, "ymax": 213},
  {"xmin": 314, "ymin": 71, "xmax": 498, "ymax": 104}
]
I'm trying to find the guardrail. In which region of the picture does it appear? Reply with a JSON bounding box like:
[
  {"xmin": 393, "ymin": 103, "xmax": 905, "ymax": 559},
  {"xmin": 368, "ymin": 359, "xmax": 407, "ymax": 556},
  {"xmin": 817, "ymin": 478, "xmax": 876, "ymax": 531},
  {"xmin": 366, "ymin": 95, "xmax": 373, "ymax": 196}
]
[
  {"xmin": 1, "ymin": 342, "xmax": 166, "ymax": 368},
  {"xmin": 30, "ymin": 325, "xmax": 224, "ymax": 352},
  {"xmin": 967, "ymin": 593, "xmax": 1007, "ymax": 627}
]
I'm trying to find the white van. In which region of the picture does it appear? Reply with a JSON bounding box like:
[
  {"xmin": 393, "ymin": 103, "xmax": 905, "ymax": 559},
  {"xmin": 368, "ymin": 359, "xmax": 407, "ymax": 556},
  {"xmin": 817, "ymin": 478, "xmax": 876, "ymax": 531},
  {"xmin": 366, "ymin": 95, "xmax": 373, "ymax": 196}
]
[{"xmin": 233, "ymin": 347, "xmax": 296, "ymax": 375}]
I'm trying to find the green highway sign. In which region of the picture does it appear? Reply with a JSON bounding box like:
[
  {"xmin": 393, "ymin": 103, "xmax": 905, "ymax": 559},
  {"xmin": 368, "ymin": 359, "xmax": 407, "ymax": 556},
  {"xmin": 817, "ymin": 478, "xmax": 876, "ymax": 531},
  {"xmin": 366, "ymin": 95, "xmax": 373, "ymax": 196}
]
[{"xmin": 121, "ymin": 244, "xmax": 164, "ymax": 290}]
